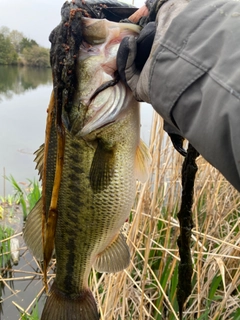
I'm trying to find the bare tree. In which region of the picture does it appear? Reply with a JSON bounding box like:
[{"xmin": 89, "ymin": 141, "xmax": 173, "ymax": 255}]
[{"xmin": 9, "ymin": 30, "xmax": 24, "ymax": 53}]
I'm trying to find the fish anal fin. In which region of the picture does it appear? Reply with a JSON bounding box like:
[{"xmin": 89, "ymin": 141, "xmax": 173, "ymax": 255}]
[
  {"xmin": 41, "ymin": 282, "xmax": 99, "ymax": 320},
  {"xmin": 23, "ymin": 198, "xmax": 44, "ymax": 260},
  {"xmin": 90, "ymin": 139, "xmax": 116, "ymax": 193},
  {"xmin": 135, "ymin": 139, "xmax": 151, "ymax": 183},
  {"xmin": 94, "ymin": 233, "xmax": 130, "ymax": 273}
]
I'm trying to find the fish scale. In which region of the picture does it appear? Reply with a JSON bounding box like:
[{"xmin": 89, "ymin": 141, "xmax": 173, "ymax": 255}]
[
  {"xmin": 55, "ymin": 106, "xmax": 138, "ymax": 294},
  {"xmin": 23, "ymin": 14, "xmax": 151, "ymax": 320}
]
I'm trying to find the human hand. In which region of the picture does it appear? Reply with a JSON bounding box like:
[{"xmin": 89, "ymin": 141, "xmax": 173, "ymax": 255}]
[{"xmin": 117, "ymin": 22, "xmax": 156, "ymax": 102}]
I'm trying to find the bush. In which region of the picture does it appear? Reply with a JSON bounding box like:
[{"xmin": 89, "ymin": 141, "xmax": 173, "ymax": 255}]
[
  {"xmin": 22, "ymin": 46, "xmax": 50, "ymax": 68},
  {"xmin": 0, "ymin": 34, "xmax": 18, "ymax": 65}
]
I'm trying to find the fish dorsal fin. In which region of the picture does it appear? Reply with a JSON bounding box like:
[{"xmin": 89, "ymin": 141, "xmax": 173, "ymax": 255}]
[
  {"xmin": 135, "ymin": 139, "xmax": 152, "ymax": 183},
  {"xmin": 90, "ymin": 139, "xmax": 116, "ymax": 193},
  {"xmin": 94, "ymin": 232, "xmax": 130, "ymax": 273},
  {"xmin": 34, "ymin": 144, "xmax": 45, "ymax": 181},
  {"xmin": 23, "ymin": 198, "xmax": 44, "ymax": 260}
]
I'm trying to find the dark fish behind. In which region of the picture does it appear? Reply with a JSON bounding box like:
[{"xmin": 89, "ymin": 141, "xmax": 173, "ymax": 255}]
[{"xmin": 24, "ymin": 9, "xmax": 151, "ymax": 320}]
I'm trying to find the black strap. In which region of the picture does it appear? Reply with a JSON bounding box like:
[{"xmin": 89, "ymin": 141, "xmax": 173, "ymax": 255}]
[{"xmin": 177, "ymin": 144, "xmax": 199, "ymax": 319}]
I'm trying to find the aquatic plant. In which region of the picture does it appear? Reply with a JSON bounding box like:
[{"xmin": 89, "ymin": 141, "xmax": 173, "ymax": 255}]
[
  {"xmin": 20, "ymin": 302, "xmax": 39, "ymax": 320},
  {"xmin": 7, "ymin": 175, "xmax": 41, "ymax": 221},
  {"xmin": 0, "ymin": 225, "xmax": 14, "ymax": 269},
  {"xmin": 21, "ymin": 315, "xmax": 39, "ymax": 320},
  {"xmin": 0, "ymin": 194, "xmax": 16, "ymax": 219}
]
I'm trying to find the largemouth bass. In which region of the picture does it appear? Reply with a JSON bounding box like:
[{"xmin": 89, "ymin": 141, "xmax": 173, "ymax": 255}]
[{"xmin": 24, "ymin": 13, "xmax": 151, "ymax": 320}]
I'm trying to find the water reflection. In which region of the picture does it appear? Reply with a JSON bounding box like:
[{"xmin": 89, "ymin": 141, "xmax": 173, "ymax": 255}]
[
  {"xmin": 0, "ymin": 66, "xmax": 52, "ymax": 196},
  {"xmin": 0, "ymin": 65, "xmax": 52, "ymax": 101}
]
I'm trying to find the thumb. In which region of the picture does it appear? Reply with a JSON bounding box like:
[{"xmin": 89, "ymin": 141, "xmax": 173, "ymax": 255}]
[{"xmin": 117, "ymin": 36, "xmax": 141, "ymax": 93}]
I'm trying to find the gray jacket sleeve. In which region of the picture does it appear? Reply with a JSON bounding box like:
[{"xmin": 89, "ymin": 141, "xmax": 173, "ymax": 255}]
[{"xmin": 149, "ymin": 0, "xmax": 240, "ymax": 191}]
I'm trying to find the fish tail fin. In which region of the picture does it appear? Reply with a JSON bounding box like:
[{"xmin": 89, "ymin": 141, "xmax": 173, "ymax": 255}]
[{"xmin": 41, "ymin": 282, "xmax": 99, "ymax": 320}]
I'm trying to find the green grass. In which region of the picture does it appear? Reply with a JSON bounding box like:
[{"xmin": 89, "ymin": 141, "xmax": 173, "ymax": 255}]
[
  {"xmin": 20, "ymin": 302, "xmax": 39, "ymax": 320},
  {"xmin": 6, "ymin": 175, "xmax": 41, "ymax": 221},
  {"xmin": 0, "ymin": 175, "xmax": 42, "ymax": 319},
  {"xmin": 0, "ymin": 225, "xmax": 14, "ymax": 268}
]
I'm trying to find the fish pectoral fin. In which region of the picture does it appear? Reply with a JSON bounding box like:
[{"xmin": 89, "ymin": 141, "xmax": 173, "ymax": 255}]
[
  {"xmin": 94, "ymin": 233, "xmax": 130, "ymax": 273},
  {"xmin": 34, "ymin": 143, "xmax": 45, "ymax": 181},
  {"xmin": 23, "ymin": 198, "xmax": 44, "ymax": 260},
  {"xmin": 135, "ymin": 139, "xmax": 152, "ymax": 183},
  {"xmin": 90, "ymin": 139, "xmax": 116, "ymax": 193}
]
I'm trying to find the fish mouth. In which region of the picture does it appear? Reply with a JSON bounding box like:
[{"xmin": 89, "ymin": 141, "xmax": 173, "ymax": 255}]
[{"xmin": 74, "ymin": 18, "xmax": 140, "ymax": 137}]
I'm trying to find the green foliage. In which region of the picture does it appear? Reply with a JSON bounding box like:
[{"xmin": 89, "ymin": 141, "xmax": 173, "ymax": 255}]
[
  {"xmin": 232, "ymin": 307, "xmax": 240, "ymax": 320},
  {"xmin": 8, "ymin": 175, "xmax": 27, "ymax": 220},
  {"xmin": 22, "ymin": 46, "xmax": 50, "ymax": 68},
  {"xmin": 196, "ymin": 275, "xmax": 223, "ymax": 320},
  {"xmin": 0, "ymin": 25, "xmax": 49, "ymax": 68},
  {"xmin": 20, "ymin": 37, "xmax": 38, "ymax": 53},
  {"xmin": 0, "ymin": 225, "xmax": 14, "ymax": 268},
  {"xmin": 7, "ymin": 175, "xmax": 41, "ymax": 221},
  {"xmin": 9, "ymin": 30, "xmax": 24, "ymax": 53},
  {"xmin": 26, "ymin": 179, "xmax": 42, "ymax": 211},
  {"xmin": 0, "ymin": 33, "xmax": 18, "ymax": 65},
  {"xmin": 21, "ymin": 302, "xmax": 39, "ymax": 320}
]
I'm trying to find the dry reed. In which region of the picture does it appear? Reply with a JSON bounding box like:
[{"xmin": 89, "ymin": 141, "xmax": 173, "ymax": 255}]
[
  {"xmin": 90, "ymin": 112, "xmax": 240, "ymax": 320},
  {"xmin": 1, "ymin": 112, "xmax": 239, "ymax": 320}
]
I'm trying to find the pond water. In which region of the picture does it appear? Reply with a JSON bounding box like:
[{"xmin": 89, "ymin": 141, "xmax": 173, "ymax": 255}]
[
  {"xmin": 0, "ymin": 65, "xmax": 53, "ymax": 319},
  {"xmin": 0, "ymin": 65, "xmax": 152, "ymax": 197},
  {"xmin": 0, "ymin": 66, "xmax": 52, "ymax": 197}
]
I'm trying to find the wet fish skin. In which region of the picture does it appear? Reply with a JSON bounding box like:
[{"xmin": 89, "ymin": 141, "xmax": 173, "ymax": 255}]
[{"xmin": 24, "ymin": 17, "xmax": 150, "ymax": 320}]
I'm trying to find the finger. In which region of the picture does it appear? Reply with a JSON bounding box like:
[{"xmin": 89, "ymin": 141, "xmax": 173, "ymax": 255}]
[
  {"xmin": 117, "ymin": 35, "xmax": 140, "ymax": 89},
  {"xmin": 135, "ymin": 22, "xmax": 156, "ymax": 70},
  {"xmin": 128, "ymin": 4, "xmax": 149, "ymax": 23},
  {"xmin": 123, "ymin": 36, "xmax": 142, "ymax": 91},
  {"xmin": 117, "ymin": 36, "xmax": 131, "ymax": 84}
]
